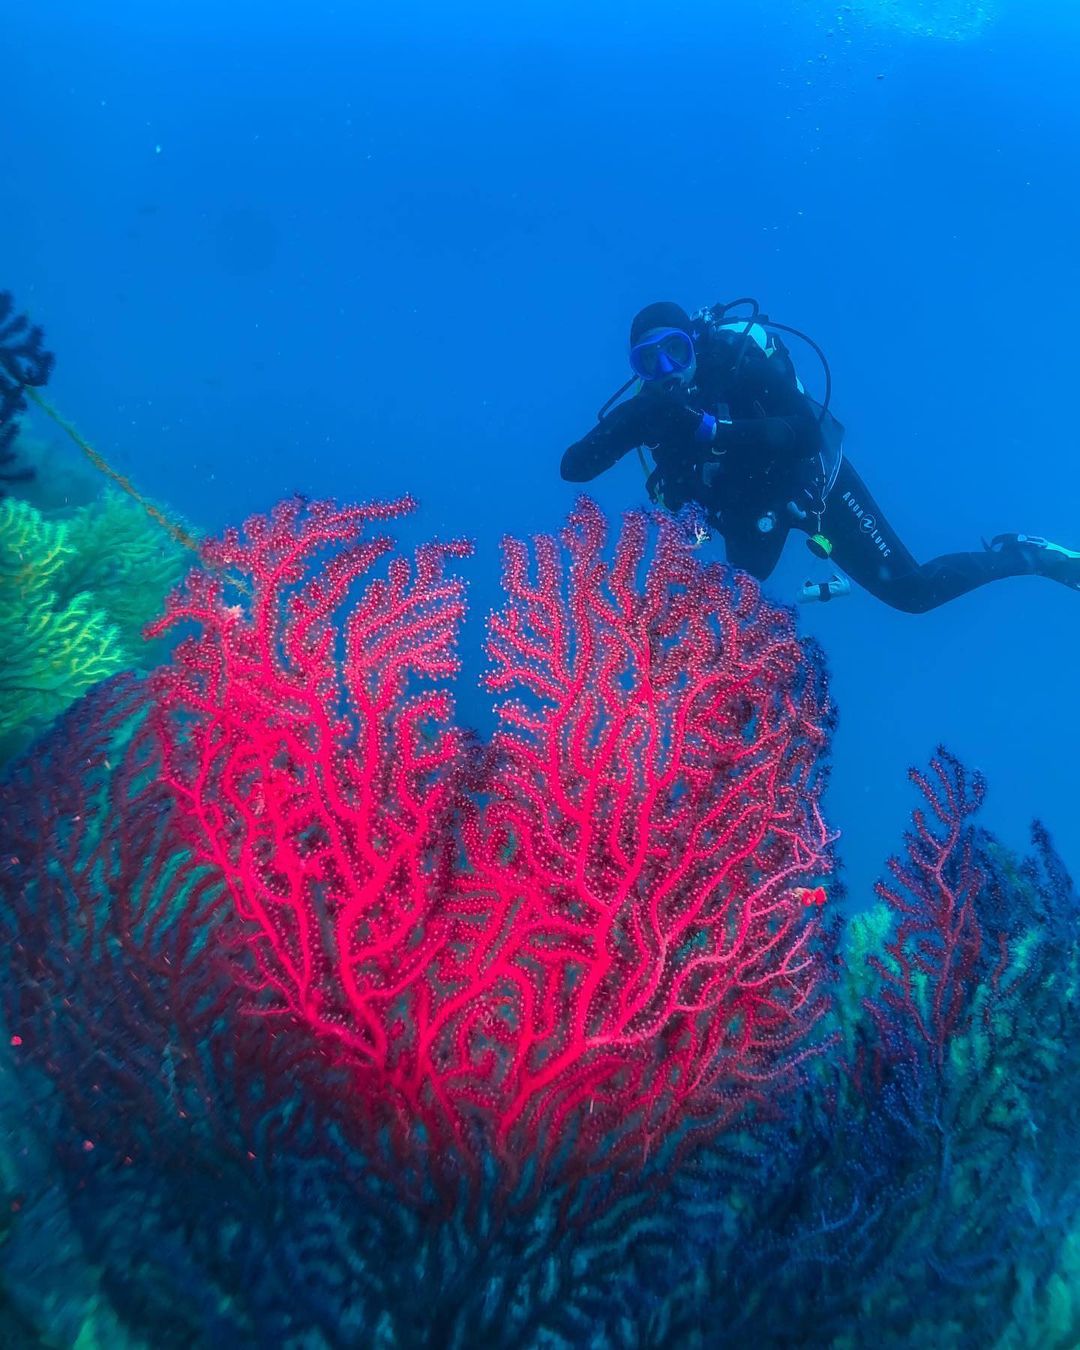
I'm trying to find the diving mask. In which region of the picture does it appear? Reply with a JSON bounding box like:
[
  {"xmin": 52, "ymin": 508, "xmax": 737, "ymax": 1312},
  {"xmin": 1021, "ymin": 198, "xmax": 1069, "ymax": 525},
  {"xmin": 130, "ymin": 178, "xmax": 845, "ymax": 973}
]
[{"xmin": 629, "ymin": 327, "xmax": 696, "ymax": 382}]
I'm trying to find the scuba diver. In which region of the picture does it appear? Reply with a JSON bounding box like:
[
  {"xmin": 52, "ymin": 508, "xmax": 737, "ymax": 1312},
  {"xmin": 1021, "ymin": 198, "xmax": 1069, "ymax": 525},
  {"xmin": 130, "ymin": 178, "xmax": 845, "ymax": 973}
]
[{"xmin": 560, "ymin": 299, "xmax": 1080, "ymax": 611}]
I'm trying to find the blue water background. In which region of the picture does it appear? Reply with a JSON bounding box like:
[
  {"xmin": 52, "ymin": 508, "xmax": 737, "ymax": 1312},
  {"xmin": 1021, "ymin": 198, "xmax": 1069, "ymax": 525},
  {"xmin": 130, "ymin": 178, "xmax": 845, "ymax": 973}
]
[{"xmin": 3, "ymin": 0, "xmax": 1078, "ymax": 902}]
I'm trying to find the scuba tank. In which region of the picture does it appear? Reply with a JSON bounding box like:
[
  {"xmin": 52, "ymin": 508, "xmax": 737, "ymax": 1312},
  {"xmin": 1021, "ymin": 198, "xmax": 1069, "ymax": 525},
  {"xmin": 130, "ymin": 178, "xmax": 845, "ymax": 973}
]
[
  {"xmin": 705, "ymin": 298, "xmax": 846, "ymax": 540},
  {"xmin": 693, "ymin": 297, "xmax": 835, "ymax": 421}
]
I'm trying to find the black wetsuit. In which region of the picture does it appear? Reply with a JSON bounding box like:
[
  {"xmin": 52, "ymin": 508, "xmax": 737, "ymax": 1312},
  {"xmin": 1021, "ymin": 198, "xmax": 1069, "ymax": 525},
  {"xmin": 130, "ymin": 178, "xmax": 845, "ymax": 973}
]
[{"xmin": 561, "ymin": 325, "xmax": 1031, "ymax": 613}]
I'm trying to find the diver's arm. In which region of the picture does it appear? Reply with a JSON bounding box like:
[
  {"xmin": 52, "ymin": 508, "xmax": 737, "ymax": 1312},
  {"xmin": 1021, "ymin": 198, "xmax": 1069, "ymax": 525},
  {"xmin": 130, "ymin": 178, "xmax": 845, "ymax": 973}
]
[
  {"xmin": 561, "ymin": 400, "xmax": 649, "ymax": 482},
  {"xmin": 561, "ymin": 395, "xmax": 716, "ymax": 482}
]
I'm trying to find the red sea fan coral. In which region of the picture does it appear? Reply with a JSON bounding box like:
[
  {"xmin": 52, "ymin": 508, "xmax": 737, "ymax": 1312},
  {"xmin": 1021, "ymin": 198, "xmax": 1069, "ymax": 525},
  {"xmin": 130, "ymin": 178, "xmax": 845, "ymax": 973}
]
[
  {"xmin": 147, "ymin": 495, "xmax": 473, "ymax": 1090},
  {"xmin": 148, "ymin": 496, "xmax": 836, "ymax": 1196},
  {"xmin": 443, "ymin": 501, "xmax": 838, "ymax": 1181}
]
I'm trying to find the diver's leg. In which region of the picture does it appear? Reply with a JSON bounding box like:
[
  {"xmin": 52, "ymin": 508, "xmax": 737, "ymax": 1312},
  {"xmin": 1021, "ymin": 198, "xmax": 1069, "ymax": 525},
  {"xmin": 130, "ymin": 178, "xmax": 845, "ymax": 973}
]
[
  {"xmin": 818, "ymin": 461, "xmax": 1038, "ymax": 614},
  {"xmin": 985, "ymin": 533, "xmax": 1080, "ymax": 591}
]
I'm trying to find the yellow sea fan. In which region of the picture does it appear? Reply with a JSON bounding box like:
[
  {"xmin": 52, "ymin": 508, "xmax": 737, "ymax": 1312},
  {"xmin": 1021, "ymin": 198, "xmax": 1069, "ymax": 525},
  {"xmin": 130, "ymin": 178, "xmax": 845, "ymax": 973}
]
[
  {"xmin": 0, "ymin": 588, "xmax": 122, "ymax": 740},
  {"xmin": 0, "ymin": 496, "xmax": 74, "ymax": 605},
  {"xmin": 0, "ymin": 496, "xmax": 124, "ymax": 760},
  {"xmin": 0, "ymin": 486, "xmax": 192, "ymax": 761},
  {"xmin": 59, "ymin": 489, "xmax": 190, "ymax": 659}
]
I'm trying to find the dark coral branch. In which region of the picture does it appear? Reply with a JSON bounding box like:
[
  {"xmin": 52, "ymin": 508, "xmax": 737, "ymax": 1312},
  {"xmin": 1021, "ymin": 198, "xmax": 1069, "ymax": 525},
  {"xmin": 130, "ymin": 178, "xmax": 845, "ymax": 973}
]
[
  {"xmin": 0, "ymin": 289, "xmax": 54, "ymax": 490},
  {"xmin": 865, "ymin": 748, "xmax": 989, "ymax": 1067}
]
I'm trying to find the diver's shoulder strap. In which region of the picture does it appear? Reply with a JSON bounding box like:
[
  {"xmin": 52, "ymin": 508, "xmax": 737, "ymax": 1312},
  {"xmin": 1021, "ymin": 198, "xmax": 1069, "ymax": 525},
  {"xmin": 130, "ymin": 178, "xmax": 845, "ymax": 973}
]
[
  {"xmin": 698, "ymin": 314, "xmax": 808, "ymax": 399},
  {"xmin": 694, "ymin": 306, "xmax": 797, "ymax": 370}
]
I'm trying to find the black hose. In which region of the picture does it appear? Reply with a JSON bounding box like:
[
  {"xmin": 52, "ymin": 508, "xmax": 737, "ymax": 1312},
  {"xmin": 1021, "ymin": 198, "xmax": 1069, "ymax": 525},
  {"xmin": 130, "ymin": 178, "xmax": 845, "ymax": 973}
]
[
  {"xmin": 760, "ymin": 318, "xmax": 833, "ymax": 421},
  {"xmin": 597, "ymin": 376, "xmax": 637, "ymax": 422},
  {"xmin": 716, "ymin": 298, "xmax": 834, "ymax": 422}
]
